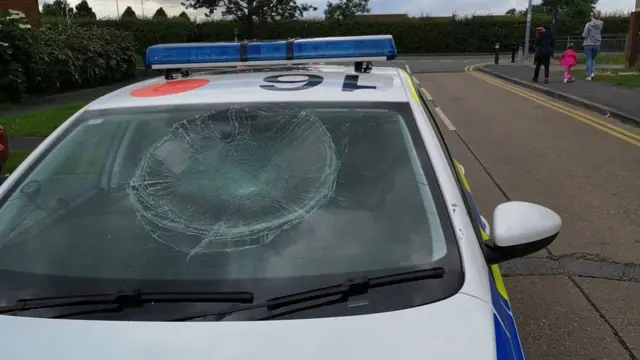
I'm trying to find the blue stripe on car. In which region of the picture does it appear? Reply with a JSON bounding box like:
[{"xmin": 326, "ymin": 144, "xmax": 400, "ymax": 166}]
[{"xmin": 489, "ymin": 270, "xmax": 526, "ymax": 360}]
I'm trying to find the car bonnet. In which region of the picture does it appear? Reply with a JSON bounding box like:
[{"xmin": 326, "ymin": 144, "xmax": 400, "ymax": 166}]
[{"xmin": 0, "ymin": 292, "xmax": 500, "ymax": 360}]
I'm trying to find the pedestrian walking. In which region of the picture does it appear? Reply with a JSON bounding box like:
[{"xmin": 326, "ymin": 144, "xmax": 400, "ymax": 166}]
[
  {"xmin": 560, "ymin": 44, "xmax": 578, "ymax": 83},
  {"xmin": 532, "ymin": 26, "xmax": 545, "ymax": 65},
  {"xmin": 582, "ymin": 10, "xmax": 603, "ymax": 81},
  {"xmin": 532, "ymin": 25, "xmax": 555, "ymax": 84}
]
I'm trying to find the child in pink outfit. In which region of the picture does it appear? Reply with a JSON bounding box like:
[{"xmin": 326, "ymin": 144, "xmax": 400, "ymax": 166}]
[{"xmin": 560, "ymin": 44, "xmax": 578, "ymax": 83}]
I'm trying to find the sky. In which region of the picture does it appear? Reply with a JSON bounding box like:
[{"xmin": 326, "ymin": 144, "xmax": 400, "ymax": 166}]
[{"xmin": 38, "ymin": 0, "xmax": 636, "ymax": 20}]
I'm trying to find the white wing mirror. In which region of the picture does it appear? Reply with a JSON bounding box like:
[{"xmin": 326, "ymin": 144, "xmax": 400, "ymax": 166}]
[{"xmin": 483, "ymin": 201, "xmax": 561, "ymax": 265}]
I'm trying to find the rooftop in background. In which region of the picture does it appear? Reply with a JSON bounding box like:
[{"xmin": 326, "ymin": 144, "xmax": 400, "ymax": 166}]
[{"xmin": 354, "ymin": 13, "xmax": 409, "ymax": 21}]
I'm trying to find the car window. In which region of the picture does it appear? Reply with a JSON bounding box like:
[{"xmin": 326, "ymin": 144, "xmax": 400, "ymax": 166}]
[
  {"xmin": 411, "ymin": 80, "xmax": 486, "ymax": 241},
  {"xmin": 0, "ymin": 101, "xmax": 462, "ymax": 320}
]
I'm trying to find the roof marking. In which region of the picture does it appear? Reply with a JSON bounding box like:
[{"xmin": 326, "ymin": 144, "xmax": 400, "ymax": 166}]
[{"xmin": 130, "ymin": 79, "xmax": 210, "ymax": 98}]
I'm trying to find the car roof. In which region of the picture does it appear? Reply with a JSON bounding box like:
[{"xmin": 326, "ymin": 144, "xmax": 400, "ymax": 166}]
[{"xmin": 85, "ymin": 65, "xmax": 411, "ymax": 111}]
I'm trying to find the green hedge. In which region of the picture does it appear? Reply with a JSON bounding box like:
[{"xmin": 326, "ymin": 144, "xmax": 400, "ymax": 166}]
[
  {"xmin": 1, "ymin": 10, "xmax": 136, "ymax": 102},
  {"xmin": 50, "ymin": 13, "xmax": 631, "ymax": 57}
]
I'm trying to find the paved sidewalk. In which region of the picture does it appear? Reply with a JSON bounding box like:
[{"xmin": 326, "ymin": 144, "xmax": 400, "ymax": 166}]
[
  {"xmin": 10, "ymin": 138, "xmax": 45, "ymax": 151},
  {"xmin": 478, "ymin": 64, "xmax": 640, "ymax": 126}
]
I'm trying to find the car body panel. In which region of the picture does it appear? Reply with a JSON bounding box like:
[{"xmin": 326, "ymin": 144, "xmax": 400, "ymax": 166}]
[
  {"xmin": 453, "ymin": 160, "xmax": 525, "ymax": 360},
  {"xmin": 0, "ymin": 292, "xmax": 499, "ymax": 360},
  {"xmin": 86, "ymin": 67, "xmax": 410, "ymax": 111}
]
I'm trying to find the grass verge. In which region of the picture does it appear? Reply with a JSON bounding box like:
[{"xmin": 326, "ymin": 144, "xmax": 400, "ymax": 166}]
[
  {"xmin": 573, "ymin": 70, "xmax": 640, "ymax": 89},
  {"xmin": 1, "ymin": 102, "xmax": 87, "ymax": 138},
  {"xmin": 3, "ymin": 150, "xmax": 31, "ymax": 175},
  {"xmin": 136, "ymin": 54, "xmax": 145, "ymax": 68},
  {"xmin": 576, "ymin": 53, "xmax": 628, "ymax": 65}
]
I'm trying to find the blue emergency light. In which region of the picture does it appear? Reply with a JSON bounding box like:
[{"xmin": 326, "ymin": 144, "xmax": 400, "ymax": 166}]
[{"xmin": 145, "ymin": 35, "xmax": 397, "ymax": 70}]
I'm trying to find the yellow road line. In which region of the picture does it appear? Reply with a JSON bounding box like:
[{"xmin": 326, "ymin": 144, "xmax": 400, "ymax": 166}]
[
  {"xmin": 468, "ymin": 66, "xmax": 640, "ymax": 142},
  {"xmin": 464, "ymin": 65, "xmax": 640, "ymax": 148}
]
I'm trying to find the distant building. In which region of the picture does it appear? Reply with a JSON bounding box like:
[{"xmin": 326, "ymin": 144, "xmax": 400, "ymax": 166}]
[
  {"xmin": 0, "ymin": 0, "xmax": 41, "ymax": 27},
  {"xmin": 354, "ymin": 13, "xmax": 408, "ymax": 21}
]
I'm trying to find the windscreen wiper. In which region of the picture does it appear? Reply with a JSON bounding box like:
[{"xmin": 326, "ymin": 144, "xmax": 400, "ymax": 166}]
[
  {"xmin": 170, "ymin": 267, "xmax": 445, "ymax": 322},
  {"xmin": 0, "ymin": 289, "xmax": 254, "ymax": 315}
]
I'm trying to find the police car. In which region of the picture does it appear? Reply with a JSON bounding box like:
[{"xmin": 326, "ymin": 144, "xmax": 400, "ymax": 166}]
[{"xmin": 0, "ymin": 35, "xmax": 561, "ymax": 359}]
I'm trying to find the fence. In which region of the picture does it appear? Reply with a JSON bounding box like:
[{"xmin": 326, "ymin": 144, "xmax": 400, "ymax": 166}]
[{"xmin": 554, "ymin": 35, "xmax": 634, "ymax": 52}]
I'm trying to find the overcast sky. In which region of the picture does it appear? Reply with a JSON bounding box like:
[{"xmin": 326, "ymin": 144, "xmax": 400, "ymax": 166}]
[{"xmin": 39, "ymin": 0, "xmax": 635, "ymax": 20}]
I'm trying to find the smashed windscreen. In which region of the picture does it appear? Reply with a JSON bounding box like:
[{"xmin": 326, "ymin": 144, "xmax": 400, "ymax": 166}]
[
  {"xmin": 0, "ymin": 102, "xmax": 449, "ymax": 281},
  {"xmin": 129, "ymin": 107, "xmax": 339, "ymax": 257}
]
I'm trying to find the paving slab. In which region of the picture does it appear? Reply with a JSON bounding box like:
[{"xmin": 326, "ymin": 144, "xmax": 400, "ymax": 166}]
[
  {"xmin": 576, "ymin": 277, "xmax": 640, "ymax": 358},
  {"xmin": 480, "ymin": 64, "xmax": 640, "ymax": 126},
  {"xmin": 505, "ymin": 276, "xmax": 631, "ymax": 360},
  {"xmin": 414, "ymin": 72, "xmax": 640, "ymax": 264}
]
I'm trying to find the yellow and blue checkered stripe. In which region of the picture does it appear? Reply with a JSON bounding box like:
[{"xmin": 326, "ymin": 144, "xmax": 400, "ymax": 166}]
[{"xmin": 454, "ymin": 161, "xmax": 526, "ymax": 360}]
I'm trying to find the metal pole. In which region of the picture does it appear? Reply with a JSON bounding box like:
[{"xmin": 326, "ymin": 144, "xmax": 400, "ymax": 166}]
[
  {"xmin": 141, "ymin": 0, "xmax": 145, "ymax": 18},
  {"xmin": 64, "ymin": 0, "xmax": 71, "ymax": 24},
  {"xmin": 116, "ymin": 0, "xmax": 120, "ymax": 20},
  {"xmin": 523, "ymin": 0, "xmax": 533, "ymax": 61},
  {"xmin": 551, "ymin": 5, "xmax": 558, "ymax": 58}
]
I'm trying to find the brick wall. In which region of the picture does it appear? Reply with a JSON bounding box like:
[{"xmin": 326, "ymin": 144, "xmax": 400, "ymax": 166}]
[{"xmin": 0, "ymin": 0, "xmax": 41, "ymax": 27}]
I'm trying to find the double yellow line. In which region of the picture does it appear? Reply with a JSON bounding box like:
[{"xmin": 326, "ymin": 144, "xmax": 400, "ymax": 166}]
[{"xmin": 465, "ymin": 64, "xmax": 640, "ymax": 148}]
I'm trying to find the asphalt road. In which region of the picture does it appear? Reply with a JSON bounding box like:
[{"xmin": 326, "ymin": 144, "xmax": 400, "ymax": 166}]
[
  {"xmin": 371, "ymin": 55, "xmax": 505, "ymax": 74},
  {"xmin": 413, "ymin": 69, "xmax": 640, "ymax": 360}
]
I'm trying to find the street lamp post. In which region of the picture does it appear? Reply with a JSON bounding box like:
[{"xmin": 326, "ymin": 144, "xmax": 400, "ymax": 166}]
[
  {"xmin": 523, "ymin": 0, "xmax": 533, "ymax": 61},
  {"xmin": 64, "ymin": 0, "xmax": 71, "ymax": 24},
  {"xmin": 116, "ymin": 0, "xmax": 120, "ymax": 20}
]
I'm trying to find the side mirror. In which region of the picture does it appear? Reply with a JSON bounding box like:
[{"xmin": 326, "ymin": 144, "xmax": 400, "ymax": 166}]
[{"xmin": 483, "ymin": 201, "xmax": 561, "ymax": 265}]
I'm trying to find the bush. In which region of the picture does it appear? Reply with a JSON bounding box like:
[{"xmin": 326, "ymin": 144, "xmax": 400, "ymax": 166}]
[
  {"xmin": 0, "ymin": 9, "xmax": 36, "ymax": 102},
  {"xmin": 27, "ymin": 24, "xmax": 137, "ymax": 93},
  {"xmin": 40, "ymin": 13, "xmax": 632, "ymax": 59},
  {"xmin": 1, "ymin": 12, "xmax": 137, "ymax": 102}
]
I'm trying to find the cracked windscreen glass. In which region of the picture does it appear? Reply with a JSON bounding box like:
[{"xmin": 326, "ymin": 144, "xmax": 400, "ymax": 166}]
[{"xmin": 0, "ymin": 102, "xmax": 456, "ymax": 314}]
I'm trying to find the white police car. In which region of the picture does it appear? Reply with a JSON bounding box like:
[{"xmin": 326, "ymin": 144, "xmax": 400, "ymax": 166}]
[{"xmin": 0, "ymin": 35, "xmax": 561, "ymax": 360}]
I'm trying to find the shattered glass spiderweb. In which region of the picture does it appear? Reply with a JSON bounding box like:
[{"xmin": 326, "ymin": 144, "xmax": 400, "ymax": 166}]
[{"xmin": 128, "ymin": 107, "xmax": 339, "ymax": 257}]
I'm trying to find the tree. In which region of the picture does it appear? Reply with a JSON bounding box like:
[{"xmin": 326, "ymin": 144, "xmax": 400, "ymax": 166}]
[
  {"xmin": 121, "ymin": 6, "xmax": 137, "ymax": 20},
  {"xmin": 176, "ymin": 11, "xmax": 191, "ymax": 21},
  {"xmin": 152, "ymin": 7, "xmax": 169, "ymax": 19},
  {"xmin": 504, "ymin": 8, "xmax": 517, "ymax": 16},
  {"xmin": 74, "ymin": 0, "xmax": 96, "ymax": 20},
  {"xmin": 181, "ymin": 0, "xmax": 317, "ymax": 36},
  {"xmin": 41, "ymin": 0, "xmax": 74, "ymax": 18},
  {"xmin": 542, "ymin": 0, "xmax": 598, "ymax": 22},
  {"xmin": 540, "ymin": 0, "xmax": 597, "ymax": 13},
  {"xmin": 324, "ymin": 0, "xmax": 370, "ymax": 19},
  {"xmin": 510, "ymin": 3, "xmax": 557, "ymax": 17},
  {"xmin": 522, "ymin": 0, "xmax": 597, "ymax": 20}
]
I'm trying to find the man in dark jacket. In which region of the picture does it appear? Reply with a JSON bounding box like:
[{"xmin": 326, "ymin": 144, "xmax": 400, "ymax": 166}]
[{"xmin": 532, "ymin": 25, "xmax": 555, "ymax": 83}]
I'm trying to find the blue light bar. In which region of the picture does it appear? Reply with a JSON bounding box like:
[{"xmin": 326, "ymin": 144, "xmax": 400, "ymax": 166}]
[{"xmin": 145, "ymin": 35, "xmax": 397, "ymax": 69}]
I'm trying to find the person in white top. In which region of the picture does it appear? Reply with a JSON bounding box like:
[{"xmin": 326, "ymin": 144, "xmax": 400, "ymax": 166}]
[{"xmin": 582, "ymin": 10, "xmax": 604, "ymax": 81}]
